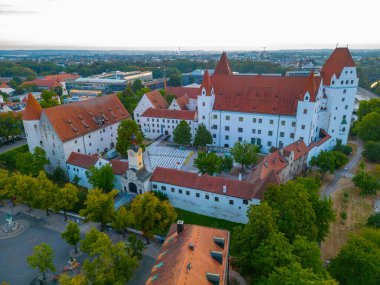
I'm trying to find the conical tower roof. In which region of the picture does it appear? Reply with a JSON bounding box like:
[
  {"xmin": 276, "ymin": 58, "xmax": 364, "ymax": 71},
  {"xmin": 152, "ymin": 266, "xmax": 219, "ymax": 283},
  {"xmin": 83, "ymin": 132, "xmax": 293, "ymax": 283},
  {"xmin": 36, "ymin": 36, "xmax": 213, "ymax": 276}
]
[
  {"xmin": 306, "ymin": 71, "xmax": 316, "ymax": 101},
  {"xmin": 201, "ymin": 70, "xmax": 213, "ymax": 95},
  {"xmin": 214, "ymin": 52, "xmax": 233, "ymax": 75},
  {"xmin": 22, "ymin": 93, "xmax": 42, "ymax": 120}
]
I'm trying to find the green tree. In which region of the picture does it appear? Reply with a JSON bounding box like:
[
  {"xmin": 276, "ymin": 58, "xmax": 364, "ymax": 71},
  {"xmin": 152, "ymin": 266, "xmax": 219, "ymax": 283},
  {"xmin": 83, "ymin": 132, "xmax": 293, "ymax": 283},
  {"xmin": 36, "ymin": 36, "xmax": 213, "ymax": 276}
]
[
  {"xmin": 292, "ymin": 235, "xmax": 324, "ymax": 274},
  {"xmin": 116, "ymin": 119, "xmax": 143, "ymax": 157},
  {"xmin": 169, "ymin": 74, "xmax": 182, "ymax": 87},
  {"xmin": 363, "ymin": 141, "xmax": 380, "ymax": 162},
  {"xmin": 50, "ymin": 167, "xmax": 66, "ymax": 187},
  {"xmin": 132, "ymin": 79, "xmax": 144, "ymax": 93},
  {"xmin": 61, "ymin": 221, "xmax": 81, "ymax": 253},
  {"xmin": 80, "ymin": 228, "xmax": 139, "ymax": 285},
  {"xmin": 58, "ymin": 274, "xmax": 88, "ymax": 285},
  {"xmin": 367, "ymin": 213, "xmax": 380, "ymax": 228},
  {"xmin": 357, "ymin": 98, "xmax": 380, "ymax": 120},
  {"xmin": 231, "ymin": 141, "xmax": 258, "ymax": 172},
  {"xmin": 310, "ymin": 151, "xmax": 348, "ymax": 179},
  {"xmin": 53, "ymin": 85, "xmax": 63, "ymax": 97},
  {"xmin": 80, "ymin": 189, "xmax": 116, "ymax": 231},
  {"xmin": 352, "ymin": 169, "xmax": 380, "ymax": 195},
  {"xmin": 54, "ymin": 183, "xmax": 79, "ymax": 221},
  {"xmin": 33, "ymin": 171, "xmax": 58, "ymax": 216},
  {"xmin": 0, "ymin": 112, "xmax": 23, "ymax": 141},
  {"xmin": 16, "ymin": 146, "xmax": 49, "ymax": 177},
  {"xmin": 193, "ymin": 124, "xmax": 212, "ymax": 148},
  {"xmin": 333, "ymin": 139, "xmax": 352, "ymax": 155},
  {"xmin": 12, "ymin": 173, "xmax": 37, "ymax": 209},
  {"xmin": 40, "ymin": 90, "xmax": 59, "ymax": 108},
  {"xmin": 194, "ymin": 152, "xmax": 222, "ymax": 175},
  {"xmin": 221, "ymin": 156, "xmax": 234, "ymax": 172},
  {"xmin": 86, "ymin": 164, "xmax": 114, "ymax": 193},
  {"xmin": 112, "ymin": 206, "xmax": 133, "ymax": 238},
  {"xmin": 27, "ymin": 242, "xmax": 56, "ymax": 281},
  {"xmin": 328, "ymin": 228, "xmax": 380, "ymax": 285},
  {"xmin": 129, "ymin": 192, "xmax": 177, "ymax": 242},
  {"xmin": 127, "ymin": 234, "xmax": 145, "ymax": 260},
  {"xmin": 354, "ymin": 112, "xmax": 380, "ymax": 141},
  {"xmin": 173, "ymin": 120, "xmax": 192, "ymax": 145}
]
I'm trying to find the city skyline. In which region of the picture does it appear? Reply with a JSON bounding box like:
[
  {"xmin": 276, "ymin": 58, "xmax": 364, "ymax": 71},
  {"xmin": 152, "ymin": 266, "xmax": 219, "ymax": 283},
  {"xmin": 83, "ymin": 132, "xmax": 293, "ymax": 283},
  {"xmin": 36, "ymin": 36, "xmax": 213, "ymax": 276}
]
[{"xmin": 0, "ymin": 0, "xmax": 379, "ymax": 50}]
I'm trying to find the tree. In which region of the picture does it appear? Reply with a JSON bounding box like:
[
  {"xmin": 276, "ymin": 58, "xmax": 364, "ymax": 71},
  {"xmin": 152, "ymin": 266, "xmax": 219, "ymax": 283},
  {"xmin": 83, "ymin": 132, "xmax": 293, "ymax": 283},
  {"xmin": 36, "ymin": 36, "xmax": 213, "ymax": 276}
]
[
  {"xmin": 132, "ymin": 79, "xmax": 144, "ymax": 93},
  {"xmin": 27, "ymin": 242, "xmax": 55, "ymax": 281},
  {"xmin": 80, "ymin": 228, "xmax": 139, "ymax": 285},
  {"xmin": 50, "ymin": 167, "xmax": 66, "ymax": 187},
  {"xmin": 0, "ymin": 112, "xmax": 23, "ymax": 141},
  {"xmin": 354, "ymin": 112, "xmax": 380, "ymax": 141},
  {"xmin": 58, "ymin": 274, "xmax": 88, "ymax": 285},
  {"xmin": 129, "ymin": 192, "xmax": 177, "ymax": 242},
  {"xmin": 61, "ymin": 221, "xmax": 81, "ymax": 253},
  {"xmin": 173, "ymin": 120, "xmax": 192, "ymax": 145},
  {"xmin": 193, "ymin": 124, "xmax": 212, "ymax": 148},
  {"xmin": 352, "ymin": 170, "xmax": 380, "ymax": 195},
  {"xmin": 86, "ymin": 164, "xmax": 114, "ymax": 193},
  {"xmin": 221, "ymin": 156, "xmax": 234, "ymax": 172},
  {"xmin": 12, "ymin": 173, "xmax": 37, "ymax": 209},
  {"xmin": 194, "ymin": 152, "xmax": 222, "ymax": 175},
  {"xmin": 127, "ymin": 234, "xmax": 145, "ymax": 260},
  {"xmin": 328, "ymin": 228, "xmax": 380, "ymax": 285},
  {"xmin": 169, "ymin": 74, "xmax": 182, "ymax": 87},
  {"xmin": 334, "ymin": 139, "xmax": 352, "ymax": 155},
  {"xmin": 80, "ymin": 189, "xmax": 116, "ymax": 231},
  {"xmin": 112, "ymin": 206, "xmax": 133, "ymax": 238},
  {"xmin": 292, "ymin": 235, "xmax": 324, "ymax": 274},
  {"xmin": 363, "ymin": 141, "xmax": 380, "ymax": 162},
  {"xmin": 40, "ymin": 90, "xmax": 59, "ymax": 108},
  {"xmin": 16, "ymin": 146, "xmax": 49, "ymax": 177},
  {"xmin": 357, "ymin": 98, "xmax": 380, "ymax": 121},
  {"xmin": 231, "ymin": 141, "xmax": 258, "ymax": 172},
  {"xmin": 265, "ymin": 262, "xmax": 337, "ymax": 285},
  {"xmin": 116, "ymin": 119, "xmax": 143, "ymax": 157},
  {"xmin": 310, "ymin": 151, "xmax": 348, "ymax": 179},
  {"xmin": 53, "ymin": 85, "xmax": 63, "ymax": 97},
  {"xmin": 33, "ymin": 171, "xmax": 58, "ymax": 216},
  {"xmin": 54, "ymin": 183, "xmax": 79, "ymax": 221},
  {"xmin": 367, "ymin": 213, "xmax": 380, "ymax": 228}
]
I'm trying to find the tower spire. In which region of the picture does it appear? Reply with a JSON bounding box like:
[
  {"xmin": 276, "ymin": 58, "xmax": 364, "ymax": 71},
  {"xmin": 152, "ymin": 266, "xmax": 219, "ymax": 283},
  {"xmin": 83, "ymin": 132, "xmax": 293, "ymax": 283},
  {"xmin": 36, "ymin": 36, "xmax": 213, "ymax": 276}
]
[
  {"xmin": 214, "ymin": 52, "xmax": 233, "ymax": 75},
  {"xmin": 201, "ymin": 70, "xmax": 213, "ymax": 96}
]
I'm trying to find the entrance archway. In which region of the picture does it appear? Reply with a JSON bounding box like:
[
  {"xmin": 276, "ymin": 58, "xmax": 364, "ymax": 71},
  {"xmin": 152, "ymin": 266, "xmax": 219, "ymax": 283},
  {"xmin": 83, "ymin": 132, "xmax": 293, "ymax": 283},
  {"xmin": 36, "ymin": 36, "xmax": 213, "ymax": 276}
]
[{"xmin": 129, "ymin": 182, "xmax": 137, "ymax": 193}]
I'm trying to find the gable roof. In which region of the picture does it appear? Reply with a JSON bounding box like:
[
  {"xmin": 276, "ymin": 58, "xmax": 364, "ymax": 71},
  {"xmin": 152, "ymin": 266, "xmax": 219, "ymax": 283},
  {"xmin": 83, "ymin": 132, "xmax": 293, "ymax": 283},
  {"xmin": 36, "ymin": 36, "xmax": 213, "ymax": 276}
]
[
  {"xmin": 67, "ymin": 152, "xmax": 99, "ymax": 168},
  {"xmin": 141, "ymin": 108, "xmax": 196, "ymax": 121},
  {"xmin": 151, "ymin": 167, "xmax": 260, "ymax": 200},
  {"xmin": 147, "ymin": 223, "xmax": 229, "ymax": 285},
  {"xmin": 145, "ymin": 90, "xmax": 169, "ymax": 109},
  {"xmin": 110, "ymin": 159, "xmax": 129, "ymax": 175},
  {"xmin": 22, "ymin": 93, "xmax": 42, "ymax": 121},
  {"xmin": 22, "ymin": 78, "xmax": 60, "ymax": 88},
  {"xmin": 321, "ymin": 47, "xmax": 356, "ymax": 86},
  {"xmin": 43, "ymin": 94, "xmax": 130, "ymax": 142},
  {"xmin": 44, "ymin": 73, "xmax": 80, "ymax": 82},
  {"xmin": 165, "ymin": 87, "xmax": 200, "ymax": 100},
  {"xmin": 211, "ymin": 74, "xmax": 322, "ymax": 116},
  {"xmin": 214, "ymin": 52, "xmax": 233, "ymax": 75},
  {"xmin": 174, "ymin": 95, "xmax": 189, "ymax": 110}
]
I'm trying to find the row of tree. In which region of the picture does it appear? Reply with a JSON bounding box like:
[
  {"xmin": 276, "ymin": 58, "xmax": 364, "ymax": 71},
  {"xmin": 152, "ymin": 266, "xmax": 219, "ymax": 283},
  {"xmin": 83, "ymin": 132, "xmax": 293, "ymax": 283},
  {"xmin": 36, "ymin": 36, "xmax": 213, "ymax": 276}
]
[{"xmin": 0, "ymin": 112, "xmax": 24, "ymax": 142}]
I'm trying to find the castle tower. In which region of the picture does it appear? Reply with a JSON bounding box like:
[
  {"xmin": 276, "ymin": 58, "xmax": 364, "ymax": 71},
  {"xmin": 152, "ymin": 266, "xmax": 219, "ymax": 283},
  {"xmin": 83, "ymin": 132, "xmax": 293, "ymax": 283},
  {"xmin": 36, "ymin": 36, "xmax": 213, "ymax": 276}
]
[
  {"xmin": 197, "ymin": 70, "xmax": 215, "ymax": 130},
  {"xmin": 214, "ymin": 52, "xmax": 233, "ymax": 75},
  {"xmin": 22, "ymin": 93, "xmax": 43, "ymax": 152},
  {"xmin": 128, "ymin": 134, "xmax": 143, "ymax": 170}
]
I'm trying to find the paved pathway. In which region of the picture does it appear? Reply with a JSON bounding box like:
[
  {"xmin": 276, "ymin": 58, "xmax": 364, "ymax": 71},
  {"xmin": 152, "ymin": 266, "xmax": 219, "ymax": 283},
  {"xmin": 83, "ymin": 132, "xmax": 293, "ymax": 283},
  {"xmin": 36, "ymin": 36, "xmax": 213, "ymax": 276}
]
[
  {"xmin": 0, "ymin": 139, "xmax": 26, "ymax": 153},
  {"xmin": 229, "ymin": 269, "xmax": 247, "ymax": 285},
  {"xmin": 321, "ymin": 140, "xmax": 363, "ymax": 198}
]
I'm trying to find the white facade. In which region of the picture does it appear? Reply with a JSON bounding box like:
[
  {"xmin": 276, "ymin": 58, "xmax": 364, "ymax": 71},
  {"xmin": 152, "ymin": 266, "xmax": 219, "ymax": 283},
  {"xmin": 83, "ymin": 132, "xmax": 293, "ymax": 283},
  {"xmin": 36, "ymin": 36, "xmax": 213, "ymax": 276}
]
[
  {"xmin": 134, "ymin": 94, "xmax": 155, "ymax": 124},
  {"xmin": 151, "ymin": 181, "xmax": 259, "ymax": 223}
]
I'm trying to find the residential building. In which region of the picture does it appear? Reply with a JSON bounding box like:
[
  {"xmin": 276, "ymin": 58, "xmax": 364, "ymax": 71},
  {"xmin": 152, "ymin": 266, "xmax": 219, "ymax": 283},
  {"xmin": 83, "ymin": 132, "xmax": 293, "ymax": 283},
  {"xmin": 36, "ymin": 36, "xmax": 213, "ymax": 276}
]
[
  {"xmin": 134, "ymin": 90, "xmax": 169, "ymax": 123},
  {"xmin": 22, "ymin": 94, "xmax": 130, "ymax": 172},
  {"xmin": 146, "ymin": 222, "xmax": 230, "ymax": 285},
  {"xmin": 0, "ymin": 82, "xmax": 15, "ymax": 96}
]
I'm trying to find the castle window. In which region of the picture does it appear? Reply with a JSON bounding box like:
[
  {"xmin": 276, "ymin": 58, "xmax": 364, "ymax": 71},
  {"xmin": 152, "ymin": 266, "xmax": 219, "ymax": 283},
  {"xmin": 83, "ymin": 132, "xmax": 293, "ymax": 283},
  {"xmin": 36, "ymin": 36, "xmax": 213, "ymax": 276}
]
[
  {"xmin": 213, "ymin": 134, "xmax": 216, "ymax": 138},
  {"xmin": 88, "ymin": 135, "xmax": 91, "ymax": 138},
  {"xmin": 238, "ymin": 128, "xmax": 243, "ymax": 133},
  {"xmin": 270, "ymin": 119, "xmax": 274, "ymax": 124},
  {"xmin": 147, "ymin": 118, "xmax": 149, "ymax": 121},
  {"xmin": 258, "ymin": 130, "xmax": 261, "ymax": 134},
  {"xmin": 213, "ymin": 115, "xmax": 218, "ymax": 119},
  {"xmin": 243, "ymin": 200, "xmax": 248, "ymax": 205},
  {"xmin": 259, "ymin": 119, "xmax": 262, "ymax": 123},
  {"xmin": 205, "ymin": 194, "xmax": 209, "ymax": 200},
  {"xmin": 253, "ymin": 118, "xmax": 257, "ymax": 123},
  {"xmin": 196, "ymin": 193, "xmax": 200, "ymax": 198},
  {"xmin": 251, "ymin": 138, "xmax": 256, "ymax": 144},
  {"xmin": 161, "ymin": 186, "xmax": 166, "ymax": 191},
  {"xmin": 186, "ymin": 191, "xmax": 190, "ymax": 196},
  {"xmin": 34, "ymin": 124, "xmax": 37, "ymax": 129},
  {"xmin": 215, "ymin": 197, "xmax": 219, "ymax": 202},
  {"xmin": 267, "ymin": 141, "xmax": 272, "ymax": 147},
  {"xmin": 346, "ymin": 80, "xmax": 349, "ymax": 84},
  {"xmin": 351, "ymin": 80, "xmax": 354, "ymax": 84},
  {"xmin": 153, "ymin": 184, "xmax": 157, "ymax": 189},
  {"xmin": 238, "ymin": 137, "xmax": 242, "ymax": 142},
  {"xmin": 225, "ymin": 126, "xmax": 230, "ymax": 131},
  {"xmin": 301, "ymin": 125, "xmax": 305, "ymax": 130},
  {"xmin": 345, "ymin": 105, "xmax": 348, "ymax": 109},
  {"xmin": 252, "ymin": 129, "xmax": 256, "ymax": 134},
  {"xmin": 77, "ymin": 149, "xmax": 80, "ymax": 153},
  {"xmin": 202, "ymin": 102, "xmax": 205, "ymax": 106},
  {"xmin": 342, "ymin": 98, "xmax": 345, "ymax": 102},
  {"xmin": 239, "ymin": 117, "xmax": 243, "ymax": 122},
  {"xmin": 332, "ymin": 80, "xmax": 335, "ymax": 85},
  {"xmin": 341, "ymin": 81, "xmax": 344, "ymax": 85},
  {"xmin": 280, "ymin": 132, "xmax": 284, "ymax": 137},
  {"xmin": 89, "ymin": 143, "xmax": 92, "ymax": 146},
  {"xmin": 342, "ymin": 127, "xmax": 346, "ymax": 132},
  {"xmin": 179, "ymin": 189, "xmax": 182, "ymax": 194},
  {"xmin": 171, "ymin": 188, "xmax": 175, "ymax": 192},
  {"xmin": 292, "ymin": 122, "xmax": 296, "ymax": 127},
  {"xmin": 343, "ymin": 89, "xmax": 347, "ymax": 94},
  {"xmin": 229, "ymin": 200, "xmax": 234, "ymax": 205},
  {"xmin": 281, "ymin": 121, "xmax": 285, "ymax": 126},
  {"xmin": 290, "ymin": 133, "xmax": 295, "ymax": 138},
  {"xmin": 303, "ymin": 109, "xmax": 307, "ymax": 114},
  {"xmin": 225, "ymin": 135, "xmax": 229, "ymax": 140},
  {"xmin": 226, "ymin": 116, "xmax": 230, "ymax": 120},
  {"xmin": 75, "ymin": 140, "xmax": 77, "ymax": 144},
  {"xmin": 268, "ymin": 131, "xmax": 273, "ymax": 136}
]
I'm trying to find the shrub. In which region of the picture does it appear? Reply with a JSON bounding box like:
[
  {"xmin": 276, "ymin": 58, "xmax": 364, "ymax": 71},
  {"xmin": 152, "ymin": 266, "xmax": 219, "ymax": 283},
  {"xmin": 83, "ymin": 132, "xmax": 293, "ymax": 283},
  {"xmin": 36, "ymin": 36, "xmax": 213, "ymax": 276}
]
[
  {"xmin": 363, "ymin": 141, "xmax": 380, "ymax": 163},
  {"xmin": 366, "ymin": 213, "xmax": 380, "ymax": 228},
  {"xmin": 152, "ymin": 190, "xmax": 168, "ymax": 201},
  {"xmin": 334, "ymin": 139, "xmax": 353, "ymax": 156},
  {"xmin": 340, "ymin": 211, "xmax": 347, "ymax": 220}
]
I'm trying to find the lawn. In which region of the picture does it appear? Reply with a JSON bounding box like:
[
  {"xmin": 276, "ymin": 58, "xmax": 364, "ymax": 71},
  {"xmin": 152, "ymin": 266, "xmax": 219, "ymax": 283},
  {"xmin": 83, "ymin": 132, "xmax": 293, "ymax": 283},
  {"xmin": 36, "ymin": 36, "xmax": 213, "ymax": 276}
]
[{"xmin": 175, "ymin": 208, "xmax": 242, "ymax": 232}]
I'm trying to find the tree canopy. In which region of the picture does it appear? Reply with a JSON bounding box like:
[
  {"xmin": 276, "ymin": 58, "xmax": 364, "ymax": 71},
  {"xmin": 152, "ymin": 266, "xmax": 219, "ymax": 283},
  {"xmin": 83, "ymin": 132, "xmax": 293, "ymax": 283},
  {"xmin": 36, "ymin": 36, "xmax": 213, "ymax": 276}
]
[
  {"xmin": 354, "ymin": 112, "xmax": 380, "ymax": 142},
  {"xmin": 16, "ymin": 146, "xmax": 49, "ymax": 177},
  {"xmin": 27, "ymin": 242, "xmax": 55, "ymax": 281},
  {"xmin": 86, "ymin": 164, "xmax": 114, "ymax": 193},
  {"xmin": 194, "ymin": 152, "xmax": 222, "ymax": 175},
  {"xmin": 61, "ymin": 221, "xmax": 81, "ymax": 253},
  {"xmin": 54, "ymin": 183, "xmax": 79, "ymax": 221},
  {"xmin": 193, "ymin": 124, "xmax": 212, "ymax": 147},
  {"xmin": 310, "ymin": 151, "xmax": 348, "ymax": 178},
  {"xmin": 173, "ymin": 120, "xmax": 192, "ymax": 145},
  {"xmin": 230, "ymin": 141, "xmax": 258, "ymax": 171},
  {"xmin": 39, "ymin": 90, "xmax": 59, "ymax": 108},
  {"xmin": 116, "ymin": 119, "xmax": 143, "ymax": 157},
  {"xmin": 363, "ymin": 141, "xmax": 380, "ymax": 162}
]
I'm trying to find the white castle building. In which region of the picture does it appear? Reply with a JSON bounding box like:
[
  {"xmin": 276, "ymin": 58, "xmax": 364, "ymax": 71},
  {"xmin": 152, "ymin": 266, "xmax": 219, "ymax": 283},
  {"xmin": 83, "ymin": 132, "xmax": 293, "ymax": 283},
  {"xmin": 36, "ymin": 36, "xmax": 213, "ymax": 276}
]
[
  {"xmin": 136, "ymin": 48, "xmax": 358, "ymax": 153},
  {"xmin": 22, "ymin": 94, "xmax": 130, "ymax": 172}
]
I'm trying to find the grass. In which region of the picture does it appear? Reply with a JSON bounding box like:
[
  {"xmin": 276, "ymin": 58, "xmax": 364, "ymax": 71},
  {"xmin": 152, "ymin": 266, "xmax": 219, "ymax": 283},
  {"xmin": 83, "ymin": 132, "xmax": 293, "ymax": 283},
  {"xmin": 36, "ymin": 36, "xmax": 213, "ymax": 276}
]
[{"xmin": 175, "ymin": 208, "xmax": 242, "ymax": 232}]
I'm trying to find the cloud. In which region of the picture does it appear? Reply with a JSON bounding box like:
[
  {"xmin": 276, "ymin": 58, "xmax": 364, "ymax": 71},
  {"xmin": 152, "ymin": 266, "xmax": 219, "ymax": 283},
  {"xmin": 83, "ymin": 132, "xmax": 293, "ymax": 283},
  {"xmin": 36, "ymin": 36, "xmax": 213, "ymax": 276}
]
[{"xmin": 0, "ymin": 9, "xmax": 36, "ymax": 14}]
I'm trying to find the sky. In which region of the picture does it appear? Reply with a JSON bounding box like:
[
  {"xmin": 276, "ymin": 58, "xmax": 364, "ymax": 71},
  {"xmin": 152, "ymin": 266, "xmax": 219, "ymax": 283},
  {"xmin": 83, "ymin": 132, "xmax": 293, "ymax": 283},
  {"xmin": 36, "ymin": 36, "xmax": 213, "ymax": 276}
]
[{"xmin": 0, "ymin": 0, "xmax": 379, "ymax": 50}]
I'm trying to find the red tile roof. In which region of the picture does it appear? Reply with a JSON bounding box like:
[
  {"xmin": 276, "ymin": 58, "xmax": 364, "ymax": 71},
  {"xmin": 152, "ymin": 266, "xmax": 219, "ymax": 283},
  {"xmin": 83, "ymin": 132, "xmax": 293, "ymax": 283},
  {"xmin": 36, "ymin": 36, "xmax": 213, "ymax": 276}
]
[
  {"xmin": 211, "ymin": 74, "xmax": 322, "ymax": 115},
  {"xmin": 22, "ymin": 78, "xmax": 60, "ymax": 88},
  {"xmin": 214, "ymin": 52, "xmax": 233, "ymax": 75},
  {"xmin": 141, "ymin": 108, "xmax": 196, "ymax": 121},
  {"xmin": 43, "ymin": 94, "xmax": 130, "ymax": 142},
  {"xmin": 44, "ymin": 73, "xmax": 80, "ymax": 82},
  {"xmin": 321, "ymin": 48, "xmax": 356, "ymax": 86},
  {"xmin": 145, "ymin": 90, "xmax": 169, "ymax": 109},
  {"xmin": 0, "ymin": 82, "xmax": 11, "ymax": 88},
  {"xmin": 201, "ymin": 70, "xmax": 213, "ymax": 95},
  {"xmin": 22, "ymin": 93, "xmax": 42, "ymax": 121},
  {"xmin": 165, "ymin": 87, "xmax": 200, "ymax": 99},
  {"xmin": 174, "ymin": 95, "xmax": 189, "ymax": 109},
  {"xmin": 147, "ymin": 223, "xmax": 229, "ymax": 285},
  {"xmin": 151, "ymin": 167, "xmax": 261, "ymax": 200},
  {"xmin": 67, "ymin": 152, "xmax": 99, "ymax": 169},
  {"xmin": 110, "ymin": 159, "xmax": 129, "ymax": 175}
]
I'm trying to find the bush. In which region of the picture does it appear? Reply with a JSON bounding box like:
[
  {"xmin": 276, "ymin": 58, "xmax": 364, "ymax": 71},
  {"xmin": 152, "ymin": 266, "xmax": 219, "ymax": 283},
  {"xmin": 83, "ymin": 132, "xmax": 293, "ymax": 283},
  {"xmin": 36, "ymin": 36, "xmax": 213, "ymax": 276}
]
[
  {"xmin": 152, "ymin": 190, "xmax": 168, "ymax": 201},
  {"xmin": 342, "ymin": 191, "xmax": 350, "ymax": 203},
  {"xmin": 340, "ymin": 211, "xmax": 347, "ymax": 220},
  {"xmin": 363, "ymin": 141, "xmax": 380, "ymax": 163},
  {"xmin": 334, "ymin": 139, "xmax": 353, "ymax": 156},
  {"xmin": 367, "ymin": 213, "xmax": 380, "ymax": 228}
]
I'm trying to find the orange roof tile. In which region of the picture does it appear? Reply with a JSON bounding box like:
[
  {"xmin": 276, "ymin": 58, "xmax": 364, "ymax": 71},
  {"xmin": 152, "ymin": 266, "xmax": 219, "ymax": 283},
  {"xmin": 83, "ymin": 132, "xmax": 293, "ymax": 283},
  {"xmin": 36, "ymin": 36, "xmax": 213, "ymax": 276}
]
[
  {"xmin": 67, "ymin": 152, "xmax": 99, "ymax": 168},
  {"xmin": 151, "ymin": 167, "xmax": 260, "ymax": 200},
  {"xmin": 211, "ymin": 74, "xmax": 322, "ymax": 115},
  {"xmin": 147, "ymin": 223, "xmax": 229, "ymax": 285},
  {"xmin": 43, "ymin": 94, "xmax": 130, "ymax": 142},
  {"xmin": 145, "ymin": 90, "xmax": 169, "ymax": 109},
  {"xmin": 321, "ymin": 47, "xmax": 356, "ymax": 86},
  {"xmin": 201, "ymin": 70, "xmax": 213, "ymax": 95},
  {"xmin": 110, "ymin": 159, "xmax": 129, "ymax": 175},
  {"xmin": 0, "ymin": 82, "xmax": 11, "ymax": 88},
  {"xmin": 214, "ymin": 52, "xmax": 233, "ymax": 75},
  {"xmin": 175, "ymin": 95, "xmax": 189, "ymax": 110},
  {"xmin": 22, "ymin": 78, "xmax": 60, "ymax": 88},
  {"xmin": 22, "ymin": 93, "xmax": 42, "ymax": 121},
  {"xmin": 44, "ymin": 73, "xmax": 80, "ymax": 82},
  {"xmin": 141, "ymin": 108, "xmax": 196, "ymax": 121},
  {"xmin": 166, "ymin": 87, "xmax": 200, "ymax": 99}
]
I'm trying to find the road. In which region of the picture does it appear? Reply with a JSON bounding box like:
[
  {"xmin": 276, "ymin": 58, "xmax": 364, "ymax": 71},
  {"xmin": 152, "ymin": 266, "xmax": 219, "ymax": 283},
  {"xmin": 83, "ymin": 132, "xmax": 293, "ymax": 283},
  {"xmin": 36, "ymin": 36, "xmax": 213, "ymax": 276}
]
[
  {"xmin": 357, "ymin": 87, "xmax": 379, "ymax": 100},
  {"xmin": 321, "ymin": 140, "xmax": 363, "ymax": 198},
  {"xmin": 0, "ymin": 139, "xmax": 27, "ymax": 153}
]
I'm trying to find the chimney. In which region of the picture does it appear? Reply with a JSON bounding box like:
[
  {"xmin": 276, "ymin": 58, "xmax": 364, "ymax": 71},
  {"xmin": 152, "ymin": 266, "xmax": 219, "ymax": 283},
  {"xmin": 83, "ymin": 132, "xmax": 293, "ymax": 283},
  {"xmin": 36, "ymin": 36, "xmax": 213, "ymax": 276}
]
[
  {"xmin": 264, "ymin": 160, "xmax": 268, "ymax": 167},
  {"xmin": 238, "ymin": 173, "xmax": 242, "ymax": 181},
  {"xmin": 222, "ymin": 185, "xmax": 227, "ymax": 193},
  {"xmin": 206, "ymin": 273, "xmax": 220, "ymax": 285},
  {"xmin": 213, "ymin": 237, "xmax": 225, "ymax": 249},
  {"xmin": 177, "ymin": 220, "xmax": 184, "ymax": 234},
  {"xmin": 211, "ymin": 251, "xmax": 223, "ymax": 264}
]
